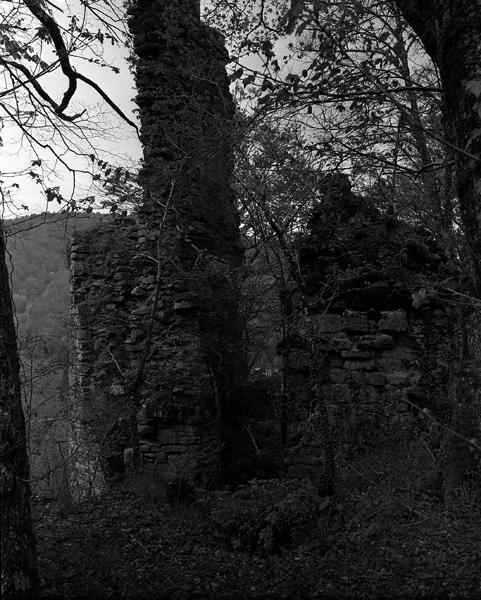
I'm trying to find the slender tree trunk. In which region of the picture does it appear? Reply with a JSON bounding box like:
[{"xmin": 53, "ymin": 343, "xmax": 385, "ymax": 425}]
[
  {"xmin": 278, "ymin": 285, "xmax": 291, "ymax": 447},
  {"xmin": 392, "ymin": 15, "xmax": 443, "ymax": 224},
  {"xmin": 434, "ymin": 3, "xmax": 481, "ymax": 289},
  {"xmin": 0, "ymin": 225, "xmax": 38, "ymax": 599}
]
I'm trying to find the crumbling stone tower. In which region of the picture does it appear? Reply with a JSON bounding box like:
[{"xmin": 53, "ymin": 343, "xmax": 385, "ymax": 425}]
[
  {"xmin": 127, "ymin": 0, "xmax": 243, "ymax": 485},
  {"xmin": 68, "ymin": 0, "xmax": 243, "ymax": 495},
  {"xmin": 282, "ymin": 176, "xmax": 454, "ymax": 482}
]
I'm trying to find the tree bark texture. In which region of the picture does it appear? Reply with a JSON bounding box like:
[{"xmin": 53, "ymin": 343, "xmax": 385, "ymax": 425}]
[
  {"xmin": 394, "ymin": 0, "xmax": 481, "ymax": 496},
  {"xmin": 395, "ymin": 2, "xmax": 481, "ymax": 280},
  {"xmin": 0, "ymin": 226, "xmax": 38, "ymax": 598}
]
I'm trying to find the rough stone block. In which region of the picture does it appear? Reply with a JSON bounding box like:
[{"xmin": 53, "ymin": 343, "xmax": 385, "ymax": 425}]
[
  {"xmin": 162, "ymin": 445, "xmax": 185, "ymax": 454},
  {"xmin": 326, "ymin": 383, "xmax": 351, "ymax": 403},
  {"xmin": 329, "ymin": 369, "xmax": 346, "ymax": 383},
  {"xmin": 157, "ymin": 430, "xmax": 178, "ymax": 444},
  {"xmin": 114, "ymin": 272, "xmax": 131, "ymax": 281},
  {"xmin": 406, "ymin": 386, "xmax": 425, "ymax": 402},
  {"xmin": 378, "ymin": 310, "xmax": 408, "ymax": 332},
  {"xmin": 331, "ymin": 335, "xmax": 352, "ymax": 351},
  {"xmin": 366, "ymin": 372, "xmax": 386, "ymax": 386},
  {"xmin": 366, "ymin": 386, "xmax": 381, "ymax": 404},
  {"xmin": 342, "ymin": 311, "xmax": 369, "ymax": 332},
  {"xmin": 386, "ymin": 388, "xmax": 409, "ymax": 406},
  {"xmin": 344, "ymin": 359, "xmax": 375, "ymax": 370},
  {"xmin": 109, "ymin": 381, "xmax": 125, "ymax": 396},
  {"xmin": 137, "ymin": 421, "xmax": 155, "ymax": 436},
  {"xmin": 125, "ymin": 343, "xmax": 145, "ymax": 352},
  {"xmin": 173, "ymin": 300, "xmax": 198, "ymax": 313},
  {"xmin": 341, "ymin": 350, "xmax": 374, "ymax": 359},
  {"xmin": 129, "ymin": 328, "xmax": 144, "ymax": 341},
  {"xmin": 141, "ymin": 275, "xmax": 156, "ymax": 285},
  {"xmin": 177, "ymin": 429, "xmax": 198, "ymax": 444},
  {"xmin": 385, "ymin": 371, "xmax": 410, "ymax": 386},
  {"xmin": 131, "ymin": 285, "xmax": 147, "ymax": 297},
  {"xmin": 407, "ymin": 372, "xmax": 421, "ymax": 386},
  {"xmin": 330, "ymin": 357, "xmax": 343, "ymax": 367},
  {"xmin": 357, "ymin": 333, "xmax": 395, "ymax": 351},
  {"xmin": 380, "ymin": 346, "xmax": 416, "ymax": 370},
  {"xmin": 308, "ymin": 314, "xmax": 342, "ymax": 333},
  {"xmin": 142, "ymin": 452, "xmax": 157, "ymax": 460}
]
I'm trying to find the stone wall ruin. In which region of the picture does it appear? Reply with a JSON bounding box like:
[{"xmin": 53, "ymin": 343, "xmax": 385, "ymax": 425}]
[
  {"xmin": 127, "ymin": 0, "xmax": 243, "ymax": 486},
  {"xmin": 283, "ymin": 175, "xmax": 456, "ymax": 480},
  {"xmin": 69, "ymin": 221, "xmax": 138, "ymax": 497},
  {"xmin": 68, "ymin": 0, "xmax": 244, "ymax": 494},
  {"xmin": 67, "ymin": 1, "xmax": 462, "ymax": 495}
]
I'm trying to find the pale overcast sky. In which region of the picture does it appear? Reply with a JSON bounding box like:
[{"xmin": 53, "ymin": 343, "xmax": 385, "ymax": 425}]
[
  {"xmin": 2, "ymin": 0, "xmax": 141, "ymax": 216},
  {"xmin": 3, "ymin": 0, "xmax": 264, "ymax": 217}
]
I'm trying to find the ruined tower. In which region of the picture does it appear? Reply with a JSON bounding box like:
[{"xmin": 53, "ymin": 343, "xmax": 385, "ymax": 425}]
[
  {"xmin": 126, "ymin": 0, "xmax": 243, "ymax": 484},
  {"xmin": 68, "ymin": 0, "xmax": 243, "ymax": 493},
  {"xmin": 282, "ymin": 176, "xmax": 453, "ymax": 481}
]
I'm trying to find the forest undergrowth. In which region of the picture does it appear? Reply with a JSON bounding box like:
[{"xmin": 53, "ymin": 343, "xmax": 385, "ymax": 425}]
[{"xmin": 34, "ymin": 438, "xmax": 481, "ymax": 600}]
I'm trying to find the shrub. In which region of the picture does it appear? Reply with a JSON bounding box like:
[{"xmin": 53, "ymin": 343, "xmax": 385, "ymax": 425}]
[
  {"xmin": 119, "ymin": 468, "xmax": 168, "ymax": 506},
  {"xmin": 209, "ymin": 478, "xmax": 329, "ymax": 553}
]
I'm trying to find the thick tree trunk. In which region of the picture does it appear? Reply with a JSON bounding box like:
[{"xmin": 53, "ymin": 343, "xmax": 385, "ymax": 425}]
[
  {"xmin": 0, "ymin": 225, "xmax": 38, "ymax": 599},
  {"xmin": 396, "ymin": 0, "xmax": 481, "ymax": 283},
  {"xmin": 394, "ymin": 0, "xmax": 481, "ymax": 498},
  {"xmin": 435, "ymin": 3, "xmax": 481, "ymax": 290}
]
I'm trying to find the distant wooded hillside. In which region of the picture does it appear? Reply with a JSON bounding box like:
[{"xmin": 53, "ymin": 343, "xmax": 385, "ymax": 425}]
[
  {"xmin": 4, "ymin": 212, "xmax": 108, "ymax": 497},
  {"xmin": 6, "ymin": 213, "xmax": 107, "ymax": 341}
]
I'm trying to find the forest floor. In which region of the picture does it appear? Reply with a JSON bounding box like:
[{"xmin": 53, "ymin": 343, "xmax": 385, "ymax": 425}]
[{"xmin": 34, "ymin": 441, "xmax": 481, "ymax": 600}]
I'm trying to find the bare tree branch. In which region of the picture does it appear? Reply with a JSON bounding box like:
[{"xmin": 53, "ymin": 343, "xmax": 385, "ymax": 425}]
[{"xmin": 21, "ymin": 0, "xmax": 138, "ymax": 130}]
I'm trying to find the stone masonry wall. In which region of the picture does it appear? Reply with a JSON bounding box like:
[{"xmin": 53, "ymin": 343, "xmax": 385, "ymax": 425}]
[
  {"xmin": 284, "ymin": 175, "xmax": 456, "ymax": 480},
  {"xmin": 69, "ymin": 221, "xmax": 138, "ymax": 498},
  {"xmin": 69, "ymin": 1, "xmax": 243, "ymax": 493},
  {"xmin": 123, "ymin": 0, "xmax": 243, "ymax": 485},
  {"xmin": 129, "ymin": 0, "xmax": 241, "ymax": 260}
]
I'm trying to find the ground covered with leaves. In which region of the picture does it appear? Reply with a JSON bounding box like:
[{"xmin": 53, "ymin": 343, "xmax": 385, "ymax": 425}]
[{"xmin": 35, "ymin": 443, "xmax": 481, "ymax": 600}]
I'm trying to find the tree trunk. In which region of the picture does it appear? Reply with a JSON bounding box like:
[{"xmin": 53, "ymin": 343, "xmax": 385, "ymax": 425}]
[
  {"xmin": 394, "ymin": 0, "xmax": 481, "ymax": 497},
  {"xmin": 0, "ymin": 225, "xmax": 38, "ymax": 599},
  {"xmin": 392, "ymin": 14, "xmax": 443, "ymax": 227},
  {"xmin": 395, "ymin": 0, "xmax": 481, "ymax": 279}
]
